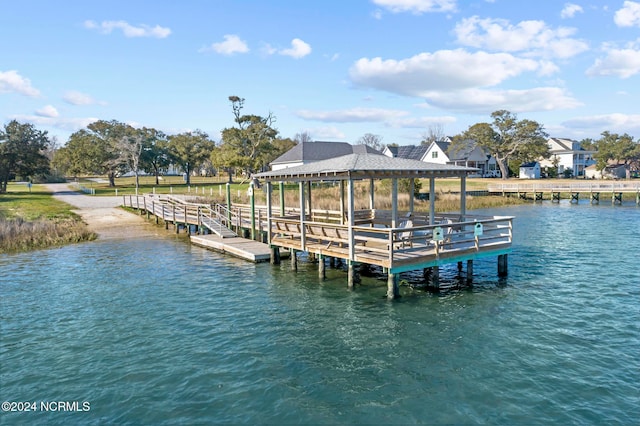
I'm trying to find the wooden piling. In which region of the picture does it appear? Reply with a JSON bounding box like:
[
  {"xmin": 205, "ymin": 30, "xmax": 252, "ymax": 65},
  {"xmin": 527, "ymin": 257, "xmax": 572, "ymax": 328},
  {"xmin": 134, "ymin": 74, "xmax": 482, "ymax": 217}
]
[
  {"xmin": 498, "ymin": 254, "xmax": 508, "ymax": 277},
  {"xmin": 290, "ymin": 249, "xmax": 297, "ymax": 271},
  {"xmin": 347, "ymin": 261, "xmax": 359, "ymax": 289},
  {"xmin": 270, "ymin": 247, "xmax": 280, "ymax": 265},
  {"xmin": 467, "ymin": 259, "xmax": 473, "ymax": 282},
  {"xmin": 318, "ymin": 254, "xmax": 325, "ymax": 280},
  {"xmin": 387, "ymin": 272, "xmax": 399, "ymax": 299},
  {"xmin": 430, "ymin": 266, "xmax": 440, "ymax": 290}
]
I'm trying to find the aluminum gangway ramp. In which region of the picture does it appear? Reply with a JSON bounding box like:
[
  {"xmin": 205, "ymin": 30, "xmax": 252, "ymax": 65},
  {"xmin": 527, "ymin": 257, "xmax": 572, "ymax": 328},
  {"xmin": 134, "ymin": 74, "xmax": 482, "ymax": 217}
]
[{"xmin": 199, "ymin": 213, "xmax": 237, "ymax": 238}]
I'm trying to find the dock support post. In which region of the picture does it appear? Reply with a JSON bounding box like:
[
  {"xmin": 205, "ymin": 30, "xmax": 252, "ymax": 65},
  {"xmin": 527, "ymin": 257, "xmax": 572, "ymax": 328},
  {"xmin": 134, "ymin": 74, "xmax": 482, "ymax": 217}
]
[
  {"xmin": 467, "ymin": 259, "xmax": 473, "ymax": 282},
  {"xmin": 498, "ymin": 254, "xmax": 508, "ymax": 277},
  {"xmin": 329, "ymin": 256, "xmax": 336, "ymax": 268},
  {"xmin": 270, "ymin": 247, "xmax": 280, "ymax": 265},
  {"xmin": 591, "ymin": 192, "xmax": 600, "ymax": 204},
  {"xmin": 347, "ymin": 261, "xmax": 359, "ymax": 289},
  {"xmin": 318, "ymin": 254, "xmax": 325, "ymax": 280},
  {"xmin": 249, "ymin": 182, "xmax": 256, "ymax": 240},
  {"xmin": 457, "ymin": 261, "xmax": 463, "ymax": 272},
  {"xmin": 612, "ymin": 192, "xmax": 622, "ymax": 205},
  {"xmin": 571, "ymin": 192, "xmax": 579, "ymax": 203},
  {"xmin": 290, "ymin": 250, "xmax": 297, "ymax": 271},
  {"xmin": 226, "ymin": 183, "xmax": 231, "ymax": 223},
  {"xmin": 430, "ymin": 266, "xmax": 440, "ymax": 291},
  {"xmin": 387, "ymin": 272, "xmax": 399, "ymax": 300},
  {"xmin": 552, "ymin": 192, "xmax": 560, "ymax": 203}
]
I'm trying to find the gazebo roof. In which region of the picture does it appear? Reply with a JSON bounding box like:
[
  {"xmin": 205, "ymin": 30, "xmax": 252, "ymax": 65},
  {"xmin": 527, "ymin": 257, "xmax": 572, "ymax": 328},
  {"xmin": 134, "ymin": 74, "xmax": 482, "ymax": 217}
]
[{"xmin": 255, "ymin": 153, "xmax": 478, "ymax": 182}]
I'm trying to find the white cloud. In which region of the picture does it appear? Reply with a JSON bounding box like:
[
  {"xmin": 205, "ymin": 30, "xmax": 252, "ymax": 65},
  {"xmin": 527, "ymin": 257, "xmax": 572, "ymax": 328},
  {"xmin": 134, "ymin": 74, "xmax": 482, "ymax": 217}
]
[
  {"xmin": 349, "ymin": 49, "xmax": 543, "ymax": 96},
  {"xmin": 614, "ymin": 1, "xmax": 640, "ymax": 27},
  {"xmin": 420, "ymin": 87, "xmax": 582, "ymax": 113},
  {"xmin": 561, "ymin": 3, "xmax": 584, "ymax": 19},
  {"xmin": 586, "ymin": 40, "xmax": 640, "ymax": 78},
  {"xmin": 561, "ymin": 113, "xmax": 640, "ymax": 134},
  {"xmin": 296, "ymin": 107, "xmax": 409, "ymax": 122},
  {"xmin": 372, "ymin": 0, "xmax": 457, "ymax": 14},
  {"xmin": 63, "ymin": 90, "xmax": 103, "ymax": 106},
  {"xmin": 0, "ymin": 70, "xmax": 40, "ymax": 97},
  {"xmin": 11, "ymin": 114, "xmax": 99, "ymax": 131},
  {"xmin": 279, "ymin": 38, "xmax": 312, "ymax": 58},
  {"xmin": 200, "ymin": 34, "xmax": 249, "ymax": 55},
  {"xmin": 35, "ymin": 105, "xmax": 59, "ymax": 118},
  {"xmin": 454, "ymin": 16, "xmax": 589, "ymax": 58},
  {"xmin": 306, "ymin": 126, "xmax": 346, "ymax": 139},
  {"xmin": 84, "ymin": 20, "xmax": 171, "ymax": 38},
  {"xmin": 386, "ymin": 115, "xmax": 457, "ymax": 128}
]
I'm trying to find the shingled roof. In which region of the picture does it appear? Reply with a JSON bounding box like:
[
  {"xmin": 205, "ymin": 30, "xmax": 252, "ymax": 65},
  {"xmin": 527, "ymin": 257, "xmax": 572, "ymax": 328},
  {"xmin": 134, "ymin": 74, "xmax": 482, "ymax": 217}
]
[
  {"xmin": 256, "ymin": 153, "xmax": 478, "ymax": 182},
  {"xmin": 270, "ymin": 141, "xmax": 382, "ymax": 167}
]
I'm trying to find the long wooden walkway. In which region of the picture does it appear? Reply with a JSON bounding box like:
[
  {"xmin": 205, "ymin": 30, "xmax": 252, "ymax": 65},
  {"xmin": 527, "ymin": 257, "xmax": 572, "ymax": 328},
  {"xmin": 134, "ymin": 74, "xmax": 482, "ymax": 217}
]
[
  {"xmin": 488, "ymin": 182, "xmax": 640, "ymax": 204},
  {"xmin": 122, "ymin": 194, "xmax": 273, "ymax": 262}
]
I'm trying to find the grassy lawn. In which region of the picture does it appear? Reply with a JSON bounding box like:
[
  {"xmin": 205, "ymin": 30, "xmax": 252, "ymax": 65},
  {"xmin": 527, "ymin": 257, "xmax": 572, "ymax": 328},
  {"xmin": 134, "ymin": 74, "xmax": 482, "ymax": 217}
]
[
  {"xmin": 0, "ymin": 183, "xmax": 96, "ymax": 253},
  {"xmin": 0, "ymin": 183, "xmax": 83, "ymax": 221}
]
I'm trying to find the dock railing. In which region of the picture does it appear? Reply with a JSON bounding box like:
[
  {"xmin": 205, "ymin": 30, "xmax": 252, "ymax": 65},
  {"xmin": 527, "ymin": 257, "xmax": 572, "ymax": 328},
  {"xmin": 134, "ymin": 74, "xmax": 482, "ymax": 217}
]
[
  {"xmin": 269, "ymin": 213, "xmax": 513, "ymax": 268},
  {"xmin": 488, "ymin": 182, "xmax": 640, "ymax": 193}
]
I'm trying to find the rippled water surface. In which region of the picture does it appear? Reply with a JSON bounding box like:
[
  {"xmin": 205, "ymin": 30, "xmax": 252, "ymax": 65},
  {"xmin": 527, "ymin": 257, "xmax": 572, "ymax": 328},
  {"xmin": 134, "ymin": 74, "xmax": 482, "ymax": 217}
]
[{"xmin": 1, "ymin": 203, "xmax": 639, "ymax": 425}]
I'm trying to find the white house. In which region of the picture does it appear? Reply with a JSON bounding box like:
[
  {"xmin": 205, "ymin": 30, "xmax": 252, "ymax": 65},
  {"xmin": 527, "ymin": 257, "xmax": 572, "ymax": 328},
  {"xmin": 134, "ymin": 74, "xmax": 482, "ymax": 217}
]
[
  {"xmin": 519, "ymin": 162, "xmax": 541, "ymax": 179},
  {"xmin": 384, "ymin": 141, "xmax": 499, "ymax": 177},
  {"xmin": 584, "ymin": 163, "xmax": 627, "ymax": 179},
  {"xmin": 539, "ymin": 138, "xmax": 595, "ymax": 178}
]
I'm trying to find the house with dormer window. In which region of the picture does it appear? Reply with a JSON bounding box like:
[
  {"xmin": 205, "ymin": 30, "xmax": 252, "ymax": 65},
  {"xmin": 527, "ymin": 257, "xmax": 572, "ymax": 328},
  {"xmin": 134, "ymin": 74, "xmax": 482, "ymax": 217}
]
[
  {"xmin": 539, "ymin": 137, "xmax": 595, "ymax": 178},
  {"xmin": 384, "ymin": 140, "xmax": 499, "ymax": 177}
]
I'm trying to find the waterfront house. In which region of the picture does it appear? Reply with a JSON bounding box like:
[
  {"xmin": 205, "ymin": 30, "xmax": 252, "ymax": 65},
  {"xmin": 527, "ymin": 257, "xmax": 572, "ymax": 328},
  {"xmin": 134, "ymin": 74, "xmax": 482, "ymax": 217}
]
[
  {"xmin": 385, "ymin": 140, "xmax": 499, "ymax": 177},
  {"xmin": 539, "ymin": 138, "xmax": 595, "ymax": 178},
  {"xmin": 584, "ymin": 163, "xmax": 627, "ymax": 179}
]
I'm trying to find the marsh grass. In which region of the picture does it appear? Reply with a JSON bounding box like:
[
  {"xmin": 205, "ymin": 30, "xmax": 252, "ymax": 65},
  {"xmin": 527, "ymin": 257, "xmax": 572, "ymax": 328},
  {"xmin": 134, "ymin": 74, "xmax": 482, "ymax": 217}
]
[
  {"xmin": 0, "ymin": 184, "xmax": 96, "ymax": 253},
  {"xmin": 190, "ymin": 180, "xmax": 527, "ymax": 212}
]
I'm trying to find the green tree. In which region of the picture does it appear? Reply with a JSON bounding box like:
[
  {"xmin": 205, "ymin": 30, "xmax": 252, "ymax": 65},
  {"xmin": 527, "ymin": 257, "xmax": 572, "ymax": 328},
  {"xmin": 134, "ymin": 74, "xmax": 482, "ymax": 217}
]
[
  {"xmin": 139, "ymin": 129, "xmax": 170, "ymax": 185},
  {"xmin": 60, "ymin": 120, "xmax": 132, "ymax": 186},
  {"xmin": 217, "ymin": 96, "xmax": 280, "ymax": 180},
  {"xmin": 457, "ymin": 110, "xmax": 549, "ymax": 179},
  {"xmin": 0, "ymin": 120, "xmax": 51, "ymax": 193},
  {"xmin": 168, "ymin": 130, "xmax": 215, "ymax": 185},
  {"xmin": 594, "ymin": 131, "xmax": 639, "ymax": 178}
]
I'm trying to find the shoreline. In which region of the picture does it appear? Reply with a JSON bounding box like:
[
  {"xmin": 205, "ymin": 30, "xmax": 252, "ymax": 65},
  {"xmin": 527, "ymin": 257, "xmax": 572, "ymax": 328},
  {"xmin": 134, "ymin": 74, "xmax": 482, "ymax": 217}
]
[{"xmin": 43, "ymin": 183, "xmax": 158, "ymax": 240}]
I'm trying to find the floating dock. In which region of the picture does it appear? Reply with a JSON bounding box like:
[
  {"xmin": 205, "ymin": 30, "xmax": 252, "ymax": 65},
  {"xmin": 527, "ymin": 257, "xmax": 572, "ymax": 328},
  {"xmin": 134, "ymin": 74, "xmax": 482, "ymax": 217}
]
[{"xmin": 190, "ymin": 235, "xmax": 271, "ymax": 262}]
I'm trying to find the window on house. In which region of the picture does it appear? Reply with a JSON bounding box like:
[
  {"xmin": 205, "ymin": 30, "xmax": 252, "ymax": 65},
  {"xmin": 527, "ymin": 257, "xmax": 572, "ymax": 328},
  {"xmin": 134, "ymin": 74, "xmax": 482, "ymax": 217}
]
[{"xmin": 432, "ymin": 151, "xmax": 438, "ymax": 158}]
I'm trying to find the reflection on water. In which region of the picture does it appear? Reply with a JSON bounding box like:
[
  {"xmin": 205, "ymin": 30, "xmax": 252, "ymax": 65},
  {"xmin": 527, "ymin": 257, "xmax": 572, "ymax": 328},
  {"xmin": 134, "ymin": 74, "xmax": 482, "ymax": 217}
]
[{"xmin": 1, "ymin": 203, "xmax": 639, "ymax": 425}]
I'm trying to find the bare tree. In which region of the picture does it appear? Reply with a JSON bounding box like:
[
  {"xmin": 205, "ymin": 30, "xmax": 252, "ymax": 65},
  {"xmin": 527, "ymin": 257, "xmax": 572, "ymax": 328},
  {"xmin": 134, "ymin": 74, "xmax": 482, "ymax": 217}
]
[
  {"xmin": 294, "ymin": 131, "xmax": 313, "ymax": 144},
  {"xmin": 357, "ymin": 133, "xmax": 384, "ymax": 151},
  {"xmin": 118, "ymin": 132, "xmax": 145, "ymax": 191},
  {"xmin": 421, "ymin": 124, "xmax": 446, "ymax": 145}
]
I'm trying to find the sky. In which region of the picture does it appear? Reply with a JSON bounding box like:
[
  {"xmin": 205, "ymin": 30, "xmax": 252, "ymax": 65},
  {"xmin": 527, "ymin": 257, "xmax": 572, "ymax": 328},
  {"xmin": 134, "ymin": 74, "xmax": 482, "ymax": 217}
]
[{"xmin": 1, "ymin": 0, "xmax": 639, "ymax": 146}]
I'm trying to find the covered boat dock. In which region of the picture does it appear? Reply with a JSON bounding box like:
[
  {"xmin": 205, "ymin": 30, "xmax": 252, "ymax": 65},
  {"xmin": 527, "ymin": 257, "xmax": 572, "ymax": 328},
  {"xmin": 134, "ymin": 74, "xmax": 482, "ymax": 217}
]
[{"xmin": 253, "ymin": 153, "xmax": 513, "ymax": 299}]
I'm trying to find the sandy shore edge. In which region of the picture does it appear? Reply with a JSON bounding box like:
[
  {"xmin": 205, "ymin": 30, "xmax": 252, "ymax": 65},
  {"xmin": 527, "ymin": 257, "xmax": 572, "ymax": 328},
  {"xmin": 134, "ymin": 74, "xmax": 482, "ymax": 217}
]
[{"xmin": 43, "ymin": 183, "xmax": 158, "ymax": 239}]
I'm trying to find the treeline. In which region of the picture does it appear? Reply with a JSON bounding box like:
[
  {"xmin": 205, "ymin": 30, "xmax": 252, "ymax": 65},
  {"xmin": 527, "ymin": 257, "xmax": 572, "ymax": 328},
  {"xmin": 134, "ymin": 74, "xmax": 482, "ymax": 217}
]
[
  {"xmin": 2, "ymin": 103, "xmax": 639, "ymax": 192},
  {"xmin": 0, "ymin": 96, "xmax": 296, "ymax": 193}
]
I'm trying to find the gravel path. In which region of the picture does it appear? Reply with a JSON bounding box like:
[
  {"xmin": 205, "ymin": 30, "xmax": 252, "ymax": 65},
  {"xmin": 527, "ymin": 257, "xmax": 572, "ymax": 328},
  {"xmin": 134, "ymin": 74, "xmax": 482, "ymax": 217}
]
[{"xmin": 43, "ymin": 183, "xmax": 158, "ymax": 240}]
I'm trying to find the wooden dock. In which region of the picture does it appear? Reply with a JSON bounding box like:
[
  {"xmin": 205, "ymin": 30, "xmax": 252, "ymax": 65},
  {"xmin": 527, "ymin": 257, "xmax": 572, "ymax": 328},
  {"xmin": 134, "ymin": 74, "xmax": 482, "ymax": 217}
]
[
  {"xmin": 190, "ymin": 235, "xmax": 272, "ymax": 262},
  {"xmin": 488, "ymin": 182, "xmax": 640, "ymax": 204},
  {"xmin": 122, "ymin": 194, "xmax": 274, "ymax": 263}
]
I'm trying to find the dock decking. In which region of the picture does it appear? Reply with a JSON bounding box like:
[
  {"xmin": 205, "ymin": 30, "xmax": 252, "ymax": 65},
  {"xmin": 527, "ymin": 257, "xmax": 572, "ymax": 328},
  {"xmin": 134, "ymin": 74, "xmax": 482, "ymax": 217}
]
[{"xmin": 190, "ymin": 235, "xmax": 272, "ymax": 262}]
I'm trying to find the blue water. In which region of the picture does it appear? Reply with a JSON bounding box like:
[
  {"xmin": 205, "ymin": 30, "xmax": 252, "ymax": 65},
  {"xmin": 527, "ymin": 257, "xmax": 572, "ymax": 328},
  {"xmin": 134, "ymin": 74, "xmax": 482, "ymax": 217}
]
[{"xmin": 1, "ymin": 202, "xmax": 639, "ymax": 425}]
